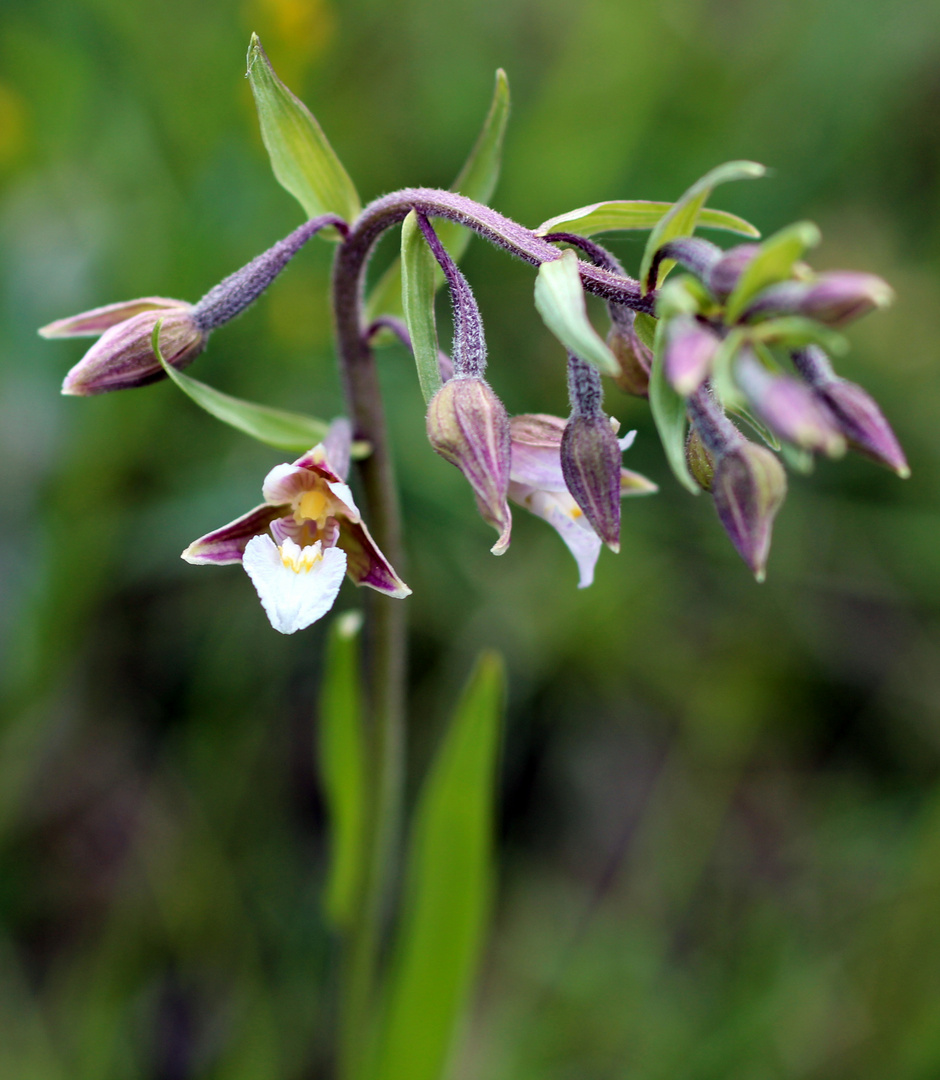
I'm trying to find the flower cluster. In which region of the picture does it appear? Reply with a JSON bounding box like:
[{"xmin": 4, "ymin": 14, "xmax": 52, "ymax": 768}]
[{"xmin": 644, "ymin": 229, "xmax": 907, "ymax": 577}]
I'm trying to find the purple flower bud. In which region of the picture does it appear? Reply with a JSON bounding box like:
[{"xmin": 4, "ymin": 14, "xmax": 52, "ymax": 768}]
[
  {"xmin": 712, "ymin": 441, "xmax": 787, "ymax": 581},
  {"xmin": 705, "ymin": 244, "xmax": 760, "ymax": 300},
  {"xmin": 798, "ymin": 271, "xmax": 894, "ymax": 327},
  {"xmin": 664, "ymin": 316, "xmax": 719, "ymax": 396},
  {"xmin": 426, "ymin": 376, "xmax": 512, "ymax": 554},
  {"xmin": 56, "ymin": 302, "xmax": 207, "ymax": 395},
  {"xmin": 742, "ymin": 272, "xmax": 893, "ymax": 327},
  {"xmin": 607, "ymin": 321, "xmax": 651, "ymax": 397},
  {"xmin": 791, "ymin": 346, "xmax": 908, "ymax": 475},
  {"xmin": 561, "ymin": 413, "xmax": 623, "ymax": 551},
  {"xmin": 686, "ymin": 426, "xmax": 715, "ymax": 492},
  {"xmin": 735, "ymin": 349, "xmax": 845, "ymax": 456}
]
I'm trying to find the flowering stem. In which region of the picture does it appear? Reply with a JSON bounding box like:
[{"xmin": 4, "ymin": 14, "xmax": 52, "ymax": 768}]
[
  {"xmin": 332, "ymin": 236, "xmax": 406, "ymax": 1080},
  {"xmin": 327, "ymin": 187, "xmax": 653, "ymax": 1078}
]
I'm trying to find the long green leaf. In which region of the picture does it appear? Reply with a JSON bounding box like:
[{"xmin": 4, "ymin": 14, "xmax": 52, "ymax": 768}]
[
  {"xmin": 724, "ymin": 221, "xmax": 820, "ymax": 322},
  {"xmin": 372, "ymin": 652, "xmax": 504, "ymax": 1080},
  {"xmin": 319, "ymin": 612, "xmax": 367, "ymax": 929},
  {"xmin": 640, "ymin": 160, "xmax": 766, "ymax": 293},
  {"xmin": 247, "ymin": 34, "xmax": 361, "ymax": 232},
  {"xmin": 366, "ymin": 69, "xmax": 510, "ymax": 325},
  {"xmin": 153, "ymin": 324, "xmax": 368, "ymax": 455},
  {"xmin": 534, "ymin": 250, "xmax": 619, "ymax": 376},
  {"xmin": 747, "ymin": 315, "xmax": 848, "ymax": 355},
  {"xmin": 650, "ymin": 318, "xmax": 698, "ymax": 494},
  {"xmin": 400, "ymin": 211, "xmax": 443, "ymax": 403},
  {"xmin": 536, "ymin": 200, "xmax": 760, "ymax": 239}
]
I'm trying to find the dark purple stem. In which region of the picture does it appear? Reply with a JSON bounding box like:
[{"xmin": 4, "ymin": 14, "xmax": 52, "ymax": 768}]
[
  {"xmin": 648, "ymin": 237, "xmax": 721, "ymax": 290},
  {"xmin": 366, "ymin": 316, "xmax": 454, "ymax": 382},
  {"xmin": 567, "ymin": 354, "xmax": 603, "ymax": 418},
  {"xmin": 543, "ymin": 231, "xmax": 639, "ymax": 337},
  {"xmin": 193, "ymin": 214, "xmax": 348, "ymax": 331},
  {"xmin": 687, "ymin": 384, "xmax": 744, "ymax": 457},
  {"xmin": 415, "ymin": 212, "xmax": 486, "ymax": 378}
]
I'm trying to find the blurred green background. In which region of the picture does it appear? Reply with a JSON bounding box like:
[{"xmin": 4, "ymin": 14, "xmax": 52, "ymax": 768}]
[{"xmin": 2, "ymin": 0, "xmax": 940, "ymax": 1076}]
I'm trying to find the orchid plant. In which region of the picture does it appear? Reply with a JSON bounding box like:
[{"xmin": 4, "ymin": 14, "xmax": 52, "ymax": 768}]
[{"xmin": 40, "ymin": 36, "xmax": 906, "ymax": 1080}]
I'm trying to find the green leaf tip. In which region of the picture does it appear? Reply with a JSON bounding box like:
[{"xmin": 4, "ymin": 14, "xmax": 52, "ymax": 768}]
[
  {"xmin": 534, "ymin": 250, "xmax": 619, "ymax": 377},
  {"xmin": 246, "ymin": 33, "xmax": 361, "ymax": 230},
  {"xmin": 366, "ymin": 68, "xmax": 510, "ymax": 329},
  {"xmin": 640, "ymin": 160, "xmax": 767, "ymax": 293},
  {"xmin": 152, "ymin": 320, "xmax": 364, "ymax": 454}
]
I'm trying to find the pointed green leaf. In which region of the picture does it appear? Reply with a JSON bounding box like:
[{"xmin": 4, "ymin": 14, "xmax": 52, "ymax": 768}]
[
  {"xmin": 366, "ymin": 70, "xmax": 510, "ymax": 327},
  {"xmin": 373, "ymin": 652, "xmax": 504, "ymax": 1080},
  {"xmin": 319, "ymin": 612, "xmax": 367, "ymax": 929},
  {"xmin": 400, "ymin": 211, "xmax": 443, "ymax": 403},
  {"xmin": 748, "ymin": 315, "xmax": 848, "ymax": 355},
  {"xmin": 633, "ymin": 312, "xmax": 657, "ymax": 352},
  {"xmin": 247, "ymin": 34, "xmax": 361, "ymax": 233},
  {"xmin": 650, "ymin": 318, "xmax": 698, "ymax": 494},
  {"xmin": 153, "ymin": 323, "xmax": 369, "ymax": 455},
  {"xmin": 724, "ymin": 221, "xmax": 820, "ymax": 322},
  {"xmin": 534, "ymin": 251, "xmax": 619, "ymax": 376},
  {"xmin": 536, "ymin": 200, "xmax": 760, "ymax": 240},
  {"xmin": 640, "ymin": 161, "xmax": 767, "ymax": 293}
]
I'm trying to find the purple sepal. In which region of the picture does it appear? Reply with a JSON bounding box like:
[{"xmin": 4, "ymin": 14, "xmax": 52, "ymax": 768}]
[
  {"xmin": 61, "ymin": 306, "xmax": 207, "ymax": 395},
  {"xmin": 664, "ymin": 316, "xmax": 719, "ymax": 396},
  {"xmin": 561, "ymin": 413, "xmax": 623, "ymax": 551},
  {"xmin": 39, "ymin": 297, "xmax": 189, "ymax": 338},
  {"xmin": 182, "ymin": 503, "xmax": 288, "ymax": 565},
  {"xmin": 817, "ymin": 378, "xmax": 909, "ymax": 476},
  {"xmin": 509, "ymin": 414, "xmax": 568, "ymax": 491},
  {"xmin": 339, "ymin": 518, "xmax": 411, "ymax": 598},
  {"xmin": 321, "ymin": 418, "xmax": 353, "ymax": 482}
]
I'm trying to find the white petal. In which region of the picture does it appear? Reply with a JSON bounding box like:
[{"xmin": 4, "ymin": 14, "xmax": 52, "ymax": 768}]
[
  {"xmin": 618, "ymin": 430, "xmax": 637, "ymax": 452},
  {"xmin": 524, "ymin": 490, "xmax": 602, "ymax": 589},
  {"xmin": 262, "ymin": 462, "xmax": 318, "ymax": 505},
  {"xmin": 242, "ymin": 535, "xmax": 347, "ymax": 634}
]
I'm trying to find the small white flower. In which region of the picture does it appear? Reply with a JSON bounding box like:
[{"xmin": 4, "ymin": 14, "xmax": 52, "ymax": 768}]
[{"xmin": 242, "ymin": 535, "xmax": 347, "ymax": 634}]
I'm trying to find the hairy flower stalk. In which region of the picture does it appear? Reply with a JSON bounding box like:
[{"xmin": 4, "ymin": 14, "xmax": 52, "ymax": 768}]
[
  {"xmin": 418, "ymin": 212, "xmax": 513, "ymax": 554},
  {"xmin": 43, "ymin": 215, "xmax": 346, "ymax": 394}
]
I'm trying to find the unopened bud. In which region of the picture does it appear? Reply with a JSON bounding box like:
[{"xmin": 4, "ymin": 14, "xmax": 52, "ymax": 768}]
[
  {"xmin": 686, "ymin": 426, "xmax": 715, "ymax": 491},
  {"xmin": 607, "ymin": 320, "xmax": 651, "ymax": 397},
  {"xmin": 705, "ymin": 244, "xmax": 759, "ymax": 300},
  {"xmin": 816, "ymin": 378, "xmax": 909, "ymax": 476},
  {"xmin": 797, "ymin": 271, "xmax": 894, "ymax": 327},
  {"xmin": 427, "ymin": 376, "xmax": 512, "ymax": 553},
  {"xmin": 664, "ymin": 316, "xmax": 719, "ymax": 396},
  {"xmin": 735, "ymin": 349, "xmax": 845, "ymax": 456},
  {"xmin": 560, "ymin": 412, "xmax": 623, "ymax": 550},
  {"xmin": 741, "ymin": 272, "xmax": 893, "ymax": 327},
  {"xmin": 712, "ymin": 441, "xmax": 787, "ymax": 581},
  {"xmin": 55, "ymin": 302, "xmax": 207, "ymax": 395}
]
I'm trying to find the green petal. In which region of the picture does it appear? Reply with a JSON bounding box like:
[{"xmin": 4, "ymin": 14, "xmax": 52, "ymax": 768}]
[{"xmin": 247, "ymin": 34, "xmax": 361, "ymax": 233}]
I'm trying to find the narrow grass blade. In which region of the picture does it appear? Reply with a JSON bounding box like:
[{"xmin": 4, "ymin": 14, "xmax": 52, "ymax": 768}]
[{"xmin": 400, "ymin": 211, "xmax": 443, "ymax": 403}]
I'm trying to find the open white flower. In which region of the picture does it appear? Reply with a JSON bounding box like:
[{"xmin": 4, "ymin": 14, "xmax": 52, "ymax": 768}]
[
  {"xmin": 242, "ymin": 536, "xmax": 348, "ymax": 634},
  {"xmin": 183, "ymin": 419, "xmax": 409, "ymax": 633}
]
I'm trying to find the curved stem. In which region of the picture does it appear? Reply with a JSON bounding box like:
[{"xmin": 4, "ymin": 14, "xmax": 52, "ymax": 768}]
[{"xmin": 345, "ymin": 188, "xmax": 655, "ymax": 314}]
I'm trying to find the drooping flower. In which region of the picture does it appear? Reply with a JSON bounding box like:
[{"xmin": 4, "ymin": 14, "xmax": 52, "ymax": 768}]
[
  {"xmin": 508, "ymin": 413, "xmax": 656, "ymax": 588},
  {"xmin": 182, "ymin": 419, "xmax": 409, "ymax": 633}
]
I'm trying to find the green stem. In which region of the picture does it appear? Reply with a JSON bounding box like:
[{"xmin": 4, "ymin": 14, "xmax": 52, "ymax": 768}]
[{"xmin": 332, "ymin": 230, "xmax": 406, "ymax": 1080}]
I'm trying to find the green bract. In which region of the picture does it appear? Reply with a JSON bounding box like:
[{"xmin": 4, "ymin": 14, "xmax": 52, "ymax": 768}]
[
  {"xmin": 640, "ymin": 160, "xmax": 767, "ymax": 293},
  {"xmin": 247, "ymin": 33, "xmax": 361, "ymax": 232},
  {"xmin": 536, "ymin": 200, "xmax": 760, "ymax": 239},
  {"xmin": 534, "ymin": 250, "xmax": 620, "ymax": 376}
]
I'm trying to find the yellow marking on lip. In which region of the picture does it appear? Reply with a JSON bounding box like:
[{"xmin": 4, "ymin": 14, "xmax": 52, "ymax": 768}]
[{"xmin": 280, "ymin": 541, "xmax": 323, "ymax": 573}]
